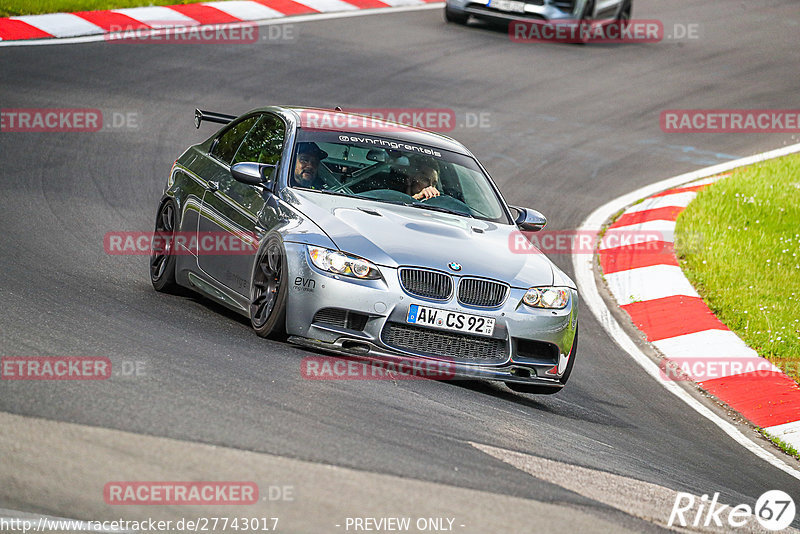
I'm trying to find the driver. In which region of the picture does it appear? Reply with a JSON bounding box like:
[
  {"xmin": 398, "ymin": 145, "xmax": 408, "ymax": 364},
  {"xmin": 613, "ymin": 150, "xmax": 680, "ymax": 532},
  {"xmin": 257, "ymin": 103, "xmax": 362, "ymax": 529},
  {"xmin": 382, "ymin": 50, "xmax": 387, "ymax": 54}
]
[
  {"xmin": 292, "ymin": 143, "xmax": 329, "ymax": 190},
  {"xmin": 406, "ymin": 158, "xmax": 441, "ymax": 201}
]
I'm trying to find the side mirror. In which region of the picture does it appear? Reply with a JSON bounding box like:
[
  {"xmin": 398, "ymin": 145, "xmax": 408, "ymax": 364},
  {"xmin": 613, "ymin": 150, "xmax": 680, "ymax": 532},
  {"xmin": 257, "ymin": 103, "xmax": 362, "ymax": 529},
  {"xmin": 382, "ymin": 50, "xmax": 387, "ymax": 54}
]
[
  {"xmin": 513, "ymin": 206, "xmax": 547, "ymax": 232},
  {"xmin": 231, "ymin": 162, "xmax": 276, "ymax": 186}
]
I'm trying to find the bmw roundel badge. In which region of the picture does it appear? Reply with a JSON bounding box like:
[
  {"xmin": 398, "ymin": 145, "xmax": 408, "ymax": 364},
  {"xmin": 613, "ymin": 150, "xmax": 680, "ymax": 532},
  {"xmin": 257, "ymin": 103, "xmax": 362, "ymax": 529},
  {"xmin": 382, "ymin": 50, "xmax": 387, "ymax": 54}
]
[{"xmin": 448, "ymin": 262, "xmax": 462, "ymax": 272}]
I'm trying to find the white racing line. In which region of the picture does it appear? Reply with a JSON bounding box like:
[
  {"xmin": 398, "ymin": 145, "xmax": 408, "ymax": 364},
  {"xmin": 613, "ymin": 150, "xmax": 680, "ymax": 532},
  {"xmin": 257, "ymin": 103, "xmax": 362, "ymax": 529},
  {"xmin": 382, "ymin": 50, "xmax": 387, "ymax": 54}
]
[
  {"xmin": 573, "ymin": 142, "xmax": 800, "ymax": 481},
  {"xmin": 0, "ymin": 3, "xmax": 444, "ymax": 47},
  {"xmin": 470, "ymin": 442, "xmax": 793, "ymax": 533}
]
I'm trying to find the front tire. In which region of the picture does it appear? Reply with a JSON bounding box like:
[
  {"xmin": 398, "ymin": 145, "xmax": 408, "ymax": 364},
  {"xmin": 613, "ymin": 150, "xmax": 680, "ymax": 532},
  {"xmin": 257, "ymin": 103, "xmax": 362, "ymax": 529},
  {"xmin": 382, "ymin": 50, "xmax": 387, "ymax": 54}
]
[
  {"xmin": 576, "ymin": 0, "xmax": 595, "ymax": 44},
  {"xmin": 250, "ymin": 235, "xmax": 288, "ymax": 340},
  {"xmin": 617, "ymin": 0, "xmax": 632, "ymax": 27},
  {"xmin": 150, "ymin": 199, "xmax": 179, "ymax": 293}
]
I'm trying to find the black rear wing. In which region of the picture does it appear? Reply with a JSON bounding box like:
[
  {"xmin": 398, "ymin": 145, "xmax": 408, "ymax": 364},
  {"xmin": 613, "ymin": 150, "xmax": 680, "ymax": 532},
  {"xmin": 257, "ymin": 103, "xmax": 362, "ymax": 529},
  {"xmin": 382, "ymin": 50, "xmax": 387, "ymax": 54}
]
[{"xmin": 194, "ymin": 109, "xmax": 236, "ymax": 129}]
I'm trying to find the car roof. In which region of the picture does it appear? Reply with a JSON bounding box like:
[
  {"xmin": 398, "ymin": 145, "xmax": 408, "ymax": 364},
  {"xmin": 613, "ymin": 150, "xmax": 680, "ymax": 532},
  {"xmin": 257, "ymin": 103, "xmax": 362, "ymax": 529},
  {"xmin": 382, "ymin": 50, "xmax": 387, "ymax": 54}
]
[{"xmin": 271, "ymin": 106, "xmax": 473, "ymax": 155}]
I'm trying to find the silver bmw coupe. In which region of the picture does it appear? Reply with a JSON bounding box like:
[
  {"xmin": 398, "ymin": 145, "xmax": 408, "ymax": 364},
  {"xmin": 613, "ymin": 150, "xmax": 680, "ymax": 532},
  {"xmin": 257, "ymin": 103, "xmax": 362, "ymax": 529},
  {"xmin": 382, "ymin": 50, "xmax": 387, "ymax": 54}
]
[{"xmin": 150, "ymin": 106, "xmax": 578, "ymax": 394}]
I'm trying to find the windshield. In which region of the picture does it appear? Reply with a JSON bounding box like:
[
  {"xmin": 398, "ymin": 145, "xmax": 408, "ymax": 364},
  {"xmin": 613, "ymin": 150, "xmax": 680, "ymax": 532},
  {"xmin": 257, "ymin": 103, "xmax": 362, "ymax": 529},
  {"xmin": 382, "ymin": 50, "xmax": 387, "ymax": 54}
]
[{"xmin": 288, "ymin": 130, "xmax": 510, "ymax": 223}]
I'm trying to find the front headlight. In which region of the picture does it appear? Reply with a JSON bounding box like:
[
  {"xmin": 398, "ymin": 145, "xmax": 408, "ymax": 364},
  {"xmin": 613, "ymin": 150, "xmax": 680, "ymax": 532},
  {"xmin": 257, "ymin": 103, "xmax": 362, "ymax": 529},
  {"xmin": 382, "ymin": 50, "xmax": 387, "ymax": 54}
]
[
  {"xmin": 522, "ymin": 287, "xmax": 570, "ymax": 309},
  {"xmin": 307, "ymin": 246, "xmax": 382, "ymax": 280}
]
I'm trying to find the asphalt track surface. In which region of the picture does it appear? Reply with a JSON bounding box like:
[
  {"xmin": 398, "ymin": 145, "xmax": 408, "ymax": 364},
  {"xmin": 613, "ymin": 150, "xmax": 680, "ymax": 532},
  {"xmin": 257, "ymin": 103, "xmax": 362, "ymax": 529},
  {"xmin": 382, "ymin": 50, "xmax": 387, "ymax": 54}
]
[{"xmin": 1, "ymin": 0, "xmax": 800, "ymax": 530}]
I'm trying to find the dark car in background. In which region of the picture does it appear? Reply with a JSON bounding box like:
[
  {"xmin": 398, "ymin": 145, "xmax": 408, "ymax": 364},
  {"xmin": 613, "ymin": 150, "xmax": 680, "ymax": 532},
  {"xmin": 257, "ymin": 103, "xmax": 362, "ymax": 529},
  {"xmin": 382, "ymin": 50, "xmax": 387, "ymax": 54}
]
[{"xmin": 444, "ymin": 0, "xmax": 632, "ymax": 28}]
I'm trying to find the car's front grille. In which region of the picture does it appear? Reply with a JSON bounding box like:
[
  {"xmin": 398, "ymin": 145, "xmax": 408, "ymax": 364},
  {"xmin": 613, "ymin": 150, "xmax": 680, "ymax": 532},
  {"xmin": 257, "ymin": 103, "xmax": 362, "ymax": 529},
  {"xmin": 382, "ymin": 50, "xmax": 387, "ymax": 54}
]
[
  {"xmin": 458, "ymin": 278, "xmax": 509, "ymax": 308},
  {"xmin": 382, "ymin": 323, "xmax": 508, "ymax": 363},
  {"xmin": 399, "ymin": 268, "xmax": 452, "ymax": 301},
  {"xmin": 313, "ymin": 308, "xmax": 369, "ymax": 331}
]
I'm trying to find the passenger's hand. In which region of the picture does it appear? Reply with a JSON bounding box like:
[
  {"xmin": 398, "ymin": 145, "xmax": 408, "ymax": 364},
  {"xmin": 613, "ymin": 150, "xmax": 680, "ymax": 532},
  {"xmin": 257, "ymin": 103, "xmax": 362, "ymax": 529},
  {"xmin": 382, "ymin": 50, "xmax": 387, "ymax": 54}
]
[{"xmin": 413, "ymin": 186, "xmax": 440, "ymax": 201}]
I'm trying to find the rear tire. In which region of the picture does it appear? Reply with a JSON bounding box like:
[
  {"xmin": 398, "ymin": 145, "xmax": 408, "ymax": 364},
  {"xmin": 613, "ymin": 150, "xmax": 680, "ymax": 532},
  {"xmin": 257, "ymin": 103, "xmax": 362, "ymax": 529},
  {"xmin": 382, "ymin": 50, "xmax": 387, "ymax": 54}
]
[
  {"xmin": 505, "ymin": 327, "xmax": 578, "ymax": 395},
  {"xmin": 444, "ymin": 6, "xmax": 469, "ymax": 24},
  {"xmin": 150, "ymin": 199, "xmax": 180, "ymax": 293},
  {"xmin": 250, "ymin": 235, "xmax": 288, "ymax": 340}
]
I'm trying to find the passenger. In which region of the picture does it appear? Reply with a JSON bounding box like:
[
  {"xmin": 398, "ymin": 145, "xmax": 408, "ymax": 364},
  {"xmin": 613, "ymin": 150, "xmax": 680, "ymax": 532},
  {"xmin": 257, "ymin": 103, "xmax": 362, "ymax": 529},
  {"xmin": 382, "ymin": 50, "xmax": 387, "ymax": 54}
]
[{"xmin": 406, "ymin": 159, "xmax": 441, "ymax": 200}]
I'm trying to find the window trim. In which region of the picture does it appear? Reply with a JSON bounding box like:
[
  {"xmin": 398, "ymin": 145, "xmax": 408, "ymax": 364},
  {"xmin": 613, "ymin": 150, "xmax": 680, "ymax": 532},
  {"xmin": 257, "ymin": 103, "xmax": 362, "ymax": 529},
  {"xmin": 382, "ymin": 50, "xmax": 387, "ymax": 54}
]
[
  {"xmin": 208, "ymin": 113, "xmax": 263, "ymax": 167},
  {"xmin": 231, "ymin": 112, "xmax": 288, "ymax": 168}
]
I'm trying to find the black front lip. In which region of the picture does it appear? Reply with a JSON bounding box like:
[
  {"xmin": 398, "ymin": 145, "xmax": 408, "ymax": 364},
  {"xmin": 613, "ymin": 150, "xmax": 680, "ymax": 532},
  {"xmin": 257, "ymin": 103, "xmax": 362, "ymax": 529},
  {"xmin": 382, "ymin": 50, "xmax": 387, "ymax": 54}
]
[
  {"xmin": 464, "ymin": 5, "xmax": 548, "ymax": 22},
  {"xmin": 288, "ymin": 336, "xmax": 563, "ymax": 388}
]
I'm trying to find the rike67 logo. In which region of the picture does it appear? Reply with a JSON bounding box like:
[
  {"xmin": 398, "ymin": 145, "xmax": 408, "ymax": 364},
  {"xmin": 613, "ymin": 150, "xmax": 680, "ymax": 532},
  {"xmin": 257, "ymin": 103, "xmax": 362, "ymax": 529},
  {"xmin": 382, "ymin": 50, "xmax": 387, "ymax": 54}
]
[{"xmin": 669, "ymin": 490, "xmax": 795, "ymax": 531}]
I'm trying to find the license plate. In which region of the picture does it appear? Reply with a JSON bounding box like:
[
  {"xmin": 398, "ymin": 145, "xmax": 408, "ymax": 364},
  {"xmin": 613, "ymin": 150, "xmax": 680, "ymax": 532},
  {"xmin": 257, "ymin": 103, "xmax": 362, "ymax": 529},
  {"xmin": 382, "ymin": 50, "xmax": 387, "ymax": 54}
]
[
  {"xmin": 489, "ymin": 0, "xmax": 526, "ymax": 13},
  {"xmin": 407, "ymin": 304, "xmax": 495, "ymax": 336}
]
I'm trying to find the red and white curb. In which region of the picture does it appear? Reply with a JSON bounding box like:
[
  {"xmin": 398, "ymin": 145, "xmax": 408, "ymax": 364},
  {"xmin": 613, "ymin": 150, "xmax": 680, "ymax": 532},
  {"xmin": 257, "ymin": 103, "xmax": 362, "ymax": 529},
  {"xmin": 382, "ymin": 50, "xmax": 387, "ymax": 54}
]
[
  {"xmin": 574, "ymin": 142, "xmax": 800, "ymax": 479},
  {"xmin": 599, "ymin": 174, "xmax": 800, "ymax": 442},
  {"xmin": 0, "ymin": 0, "xmax": 441, "ymax": 43}
]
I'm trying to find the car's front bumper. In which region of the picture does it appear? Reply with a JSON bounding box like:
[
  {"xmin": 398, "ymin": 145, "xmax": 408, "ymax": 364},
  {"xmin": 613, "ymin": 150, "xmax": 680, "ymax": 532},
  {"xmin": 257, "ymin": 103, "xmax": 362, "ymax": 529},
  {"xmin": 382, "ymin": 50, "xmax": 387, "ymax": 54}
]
[
  {"xmin": 283, "ymin": 242, "xmax": 578, "ymax": 387},
  {"xmin": 446, "ymin": 0, "xmax": 580, "ymax": 23},
  {"xmin": 289, "ymin": 336, "xmax": 565, "ymax": 389}
]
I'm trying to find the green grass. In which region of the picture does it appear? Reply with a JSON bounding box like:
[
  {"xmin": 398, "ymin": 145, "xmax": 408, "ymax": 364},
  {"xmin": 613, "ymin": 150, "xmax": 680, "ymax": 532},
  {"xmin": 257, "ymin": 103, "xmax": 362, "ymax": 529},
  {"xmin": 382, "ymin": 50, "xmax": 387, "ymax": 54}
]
[
  {"xmin": 758, "ymin": 427, "xmax": 800, "ymax": 460},
  {"xmin": 0, "ymin": 0, "xmax": 204, "ymax": 17},
  {"xmin": 675, "ymin": 154, "xmax": 800, "ymax": 381}
]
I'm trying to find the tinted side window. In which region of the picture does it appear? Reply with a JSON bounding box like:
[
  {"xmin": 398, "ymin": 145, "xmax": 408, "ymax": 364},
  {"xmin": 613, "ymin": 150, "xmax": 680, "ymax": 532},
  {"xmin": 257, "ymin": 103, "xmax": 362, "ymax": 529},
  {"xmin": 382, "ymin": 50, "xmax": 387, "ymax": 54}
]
[
  {"xmin": 210, "ymin": 116, "xmax": 259, "ymax": 164},
  {"xmin": 233, "ymin": 114, "xmax": 286, "ymax": 165}
]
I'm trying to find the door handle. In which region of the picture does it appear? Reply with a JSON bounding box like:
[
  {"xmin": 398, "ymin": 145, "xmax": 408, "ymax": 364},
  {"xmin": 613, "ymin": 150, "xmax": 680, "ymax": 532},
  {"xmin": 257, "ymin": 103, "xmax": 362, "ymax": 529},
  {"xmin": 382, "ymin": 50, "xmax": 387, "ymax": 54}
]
[{"xmin": 206, "ymin": 181, "xmax": 219, "ymax": 192}]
